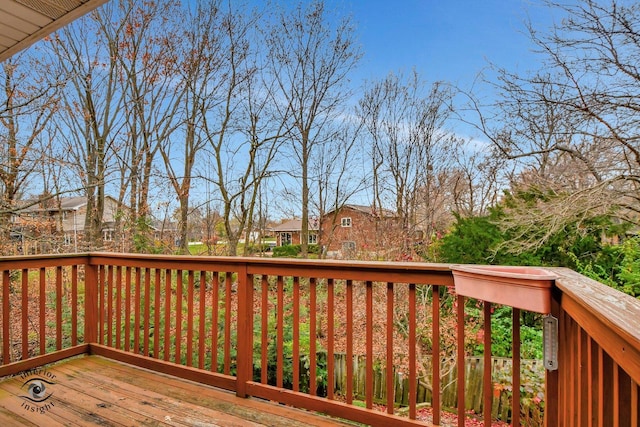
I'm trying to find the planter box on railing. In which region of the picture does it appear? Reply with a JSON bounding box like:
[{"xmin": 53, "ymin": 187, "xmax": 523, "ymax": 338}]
[{"xmin": 451, "ymin": 265, "xmax": 557, "ymax": 313}]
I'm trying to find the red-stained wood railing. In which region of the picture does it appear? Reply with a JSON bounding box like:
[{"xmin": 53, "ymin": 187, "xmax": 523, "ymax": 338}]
[
  {"xmin": 549, "ymin": 269, "xmax": 640, "ymax": 426},
  {"xmin": 0, "ymin": 255, "xmax": 90, "ymax": 376},
  {"xmin": 2, "ymin": 254, "xmax": 640, "ymax": 426},
  {"xmin": 85, "ymin": 253, "xmax": 459, "ymax": 425},
  {"xmin": 243, "ymin": 258, "xmax": 463, "ymax": 426}
]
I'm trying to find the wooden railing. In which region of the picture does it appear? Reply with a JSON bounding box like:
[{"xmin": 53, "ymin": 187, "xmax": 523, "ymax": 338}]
[
  {"xmin": 1, "ymin": 253, "xmax": 639, "ymax": 426},
  {"xmin": 550, "ymin": 269, "xmax": 640, "ymax": 426}
]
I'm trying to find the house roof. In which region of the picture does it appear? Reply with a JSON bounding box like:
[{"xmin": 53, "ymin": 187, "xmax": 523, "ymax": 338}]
[
  {"xmin": 0, "ymin": 0, "xmax": 108, "ymax": 64},
  {"xmin": 57, "ymin": 196, "xmax": 87, "ymax": 210},
  {"xmin": 271, "ymin": 219, "xmax": 319, "ymax": 232},
  {"xmin": 18, "ymin": 196, "xmax": 87, "ymax": 212},
  {"xmin": 325, "ymin": 204, "xmax": 396, "ymax": 218}
]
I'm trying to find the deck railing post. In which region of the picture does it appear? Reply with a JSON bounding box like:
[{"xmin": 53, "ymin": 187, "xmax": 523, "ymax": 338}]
[
  {"xmin": 544, "ymin": 287, "xmax": 561, "ymax": 427},
  {"xmin": 84, "ymin": 256, "xmax": 99, "ymax": 346},
  {"xmin": 235, "ymin": 263, "xmax": 253, "ymax": 398}
]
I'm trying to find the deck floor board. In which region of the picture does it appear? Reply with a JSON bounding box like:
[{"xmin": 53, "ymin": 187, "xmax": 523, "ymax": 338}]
[{"xmin": 0, "ymin": 356, "xmax": 353, "ymax": 427}]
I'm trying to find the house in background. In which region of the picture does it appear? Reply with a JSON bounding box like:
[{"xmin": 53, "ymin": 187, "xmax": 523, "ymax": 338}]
[
  {"xmin": 319, "ymin": 204, "xmax": 399, "ymax": 258},
  {"xmin": 12, "ymin": 196, "xmax": 123, "ymax": 253},
  {"xmin": 271, "ymin": 218, "xmax": 319, "ymax": 247}
]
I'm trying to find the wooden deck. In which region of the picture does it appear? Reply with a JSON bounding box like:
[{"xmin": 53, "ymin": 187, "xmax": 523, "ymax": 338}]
[{"xmin": 0, "ymin": 356, "xmax": 353, "ymax": 427}]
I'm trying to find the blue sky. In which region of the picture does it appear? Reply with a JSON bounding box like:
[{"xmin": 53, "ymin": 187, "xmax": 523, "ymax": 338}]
[{"xmin": 336, "ymin": 0, "xmax": 556, "ymax": 89}]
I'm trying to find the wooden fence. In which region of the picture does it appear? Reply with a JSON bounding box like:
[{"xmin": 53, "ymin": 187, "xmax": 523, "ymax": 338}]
[{"xmin": 332, "ymin": 354, "xmax": 544, "ymax": 421}]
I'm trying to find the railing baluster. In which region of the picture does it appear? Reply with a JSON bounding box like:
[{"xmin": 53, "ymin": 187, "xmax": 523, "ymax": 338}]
[
  {"xmin": 39, "ymin": 268, "xmax": 46, "ymax": 354},
  {"xmin": 21, "ymin": 269, "xmax": 28, "ymax": 359},
  {"xmin": 175, "ymin": 269, "xmax": 183, "ymax": 364},
  {"xmin": 107, "ymin": 265, "xmax": 113, "ymax": 347},
  {"xmin": 386, "ymin": 282, "xmax": 394, "ymax": 414},
  {"xmin": 164, "ymin": 269, "xmax": 171, "ymax": 361},
  {"xmin": 327, "ymin": 278, "xmax": 335, "ymax": 400},
  {"xmin": 154, "ymin": 268, "xmax": 161, "ymax": 359},
  {"xmin": 631, "ymin": 380, "xmax": 638, "ymax": 426},
  {"xmin": 457, "ymin": 294, "xmax": 465, "ymax": 427},
  {"xmin": 603, "ymin": 349, "xmax": 614, "ymax": 422},
  {"xmin": 56, "ymin": 266, "xmax": 62, "ymax": 351},
  {"xmin": 115, "ymin": 266, "xmax": 122, "ymax": 349},
  {"xmin": 366, "ymin": 280, "xmax": 373, "ymax": 409},
  {"xmin": 198, "ymin": 270, "xmax": 206, "ymax": 369},
  {"xmin": 309, "ymin": 277, "xmax": 317, "ymax": 396},
  {"xmin": 71, "ymin": 265, "xmax": 78, "ymax": 346},
  {"xmin": 99, "ymin": 265, "xmax": 105, "ymax": 345},
  {"xmin": 293, "ymin": 276, "xmax": 300, "ymax": 392},
  {"xmin": 260, "ymin": 275, "xmax": 268, "ymax": 384},
  {"xmin": 558, "ymin": 313, "xmax": 572, "ymax": 425},
  {"xmin": 588, "ymin": 335, "xmax": 595, "ymax": 425},
  {"xmin": 432, "ymin": 285, "xmax": 441, "ymax": 425},
  {"xmin": 613, "ymin": 360, "xmax": 620, "ymax": 426},
  {"xmin": 276, "ymin": 275, "xmax": 284, "ymax": 388},
  {"xmin": 598, "ymin": 345, "xmax": 604, "ymax": 427},
  {"xmin": 346, "ymin": 279, "xmax": 353, "ymax": 404},
  {"xmin": 84, "ymin": 261, "xmax": 98, "ymax": 346},
  {"xmin": 144, "ymin": 268, "xmax": 151, "ymax": 357},
  {"xmin": 512, "ymin": 307, "xmax": 520, "ymax": 427},
  {"xmin": 211, "ymin": 271, "xmax": 219, "ymax": 371},
  {"xmin": 617, "ymin": 364, "xmax": 632, "ymax": 426},
  {"xmin": 125, "ymin": 267, "xmax": 132, "ymax": 351},
  {"xmin": 408, "ymin": 283, "xmax": 416, "ymax": 419},
  {"xmin": 569, "ymin": 313, "xmax": 576, "ymax": 425},
  {"xmin": 483, "ymin": 302, "xmax": 492, "ymax": 427},
  {"xmin": 187, "ymin": 270, "xmax": 195, "ymax": 366},
  {"xmin": 577, "ymin": 324, "xmax": 583, "ymax": 426},
  {"xmin": 579, "ymin": 326, "xmax": 589, "ymax": 425},
  {"xmin": 224, "ymin": 271, "xmax": 231, "ymax": 375},
  {"xmin": 134, "ymin": 268, "xmax": 142, "ymax": 354},
  {"xmin": 2, "ymin": 270, "xmax": 9, "ymax": 364},
  {"xmin": 236, "ymin": 267, "xmax": 253, "ymax": 398}
]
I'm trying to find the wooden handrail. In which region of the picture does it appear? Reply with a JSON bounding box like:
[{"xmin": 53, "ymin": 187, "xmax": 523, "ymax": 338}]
[
  {"xmin": 1, "ymin": 253, "xmax": 640, "ymax": 426},
  {"xmin": 553, "ymin": 268, "xmax": 640, "ymax": 383}
]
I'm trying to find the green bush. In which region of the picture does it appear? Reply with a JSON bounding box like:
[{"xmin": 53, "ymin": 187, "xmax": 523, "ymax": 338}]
[{"xmin": 272, "ymin": 244, "xmax": 301, "ymax": 257}]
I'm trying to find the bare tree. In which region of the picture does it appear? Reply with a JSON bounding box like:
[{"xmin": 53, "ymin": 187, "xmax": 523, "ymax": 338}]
[
  {"xmin": 358, "ymin": 71, "xmax": 456, "ymax": 253},
  {"xmin": 461, "ymin": 0, "xmax": 640, "ymax": 250},
  {"xmin": 46, "ymin": 5, "xmax": 125, "ymax": 250},
  {"xmin": 155, "ymin": 0, "xmax": 213, "ymax": 255},
  {"xmin": 106, "ymin": 0, "xmax": 183, "ymax": 252},
  {"xmin": 312, "ymin": 122, "xmax": 367, "ymax": 258},
  {"xmin": 449, "ymin": 145, "xmax": 506, "ymax": 218},
  {"xmin": 192, "ymin": 3, "xmax": 290, "ymax": 256},
  {"xmin": 0, "ymin": 56, "xmax": 58, "ymax": 247},
  {"xmin": 265, "ymin": 1, "xmax": 361, "ymax": 257}
]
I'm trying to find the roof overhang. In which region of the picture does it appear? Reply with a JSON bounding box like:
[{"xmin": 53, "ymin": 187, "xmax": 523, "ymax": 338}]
[{"xmin": 0, "ymin": 0, "xmax": 109, "ymax": 63}]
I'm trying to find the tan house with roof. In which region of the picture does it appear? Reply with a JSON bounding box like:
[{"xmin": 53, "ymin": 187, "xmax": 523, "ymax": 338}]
[
  {"xmin": 12, "ymin": 195, "xmax": 124, "ymax": 253},
  {"xmin": 270, "ymin": 218, "xmax": 319, "ymax": 247}
]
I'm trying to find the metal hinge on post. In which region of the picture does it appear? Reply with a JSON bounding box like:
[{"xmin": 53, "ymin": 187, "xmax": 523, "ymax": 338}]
[{"xmin": 543, "ymin": 315, "xmax": 558, "ymax": 371}]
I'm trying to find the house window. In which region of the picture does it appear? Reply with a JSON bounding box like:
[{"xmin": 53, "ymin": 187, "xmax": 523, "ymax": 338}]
[
  {"xmin": 103, "ymin": 230, "xmax": 114, "ymax": 241},
  {"xmin": 64, "ymin": 234, "xmax": 73, "ymax": 246},
  {"xmin": 308, "ymin": 232, "xmax": 317, "ymax": 244},
  {"xmin": 281, "ymin": 232, "xmax": 292, "ymax": 245},
  {"xmin": 341, "ymin": 217, "xmax": 352, "ymax": 227}
]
